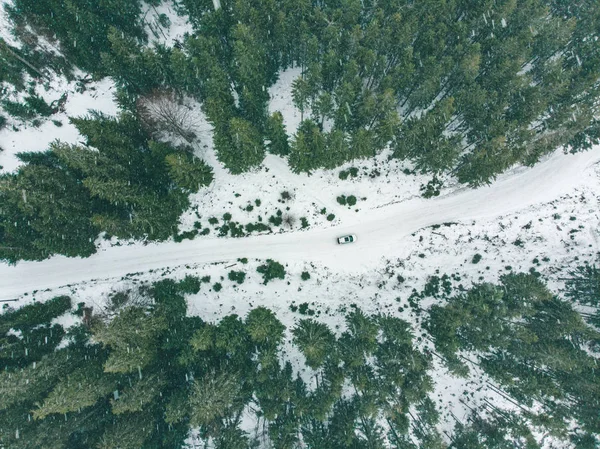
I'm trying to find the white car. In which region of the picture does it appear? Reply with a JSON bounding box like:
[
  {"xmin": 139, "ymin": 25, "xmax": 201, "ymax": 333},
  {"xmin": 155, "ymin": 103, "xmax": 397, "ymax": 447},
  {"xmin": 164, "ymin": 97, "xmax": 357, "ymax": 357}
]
[{"xmin": 337, "ymin": 234, "xmax": 356, "ymax": 244}]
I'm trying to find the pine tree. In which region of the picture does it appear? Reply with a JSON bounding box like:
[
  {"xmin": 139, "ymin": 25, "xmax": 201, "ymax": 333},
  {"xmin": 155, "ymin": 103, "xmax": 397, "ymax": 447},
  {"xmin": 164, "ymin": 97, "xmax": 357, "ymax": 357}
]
[
  {"xmin": 292, "ymin": 319, "xmax": 336, "ymax": 370},
  {"xmin": 165, "ymin": 152, "xmax": 214, "ymax": 192},
  {"xmin": 93, "ymin": 307, "xmax": 167, "ymax": 374},
  {"xmin": 214, "ymin": 117, "xmax": 266, "ymax": 174},
  {"xmin": 266, "ymin": 111, "xmax": 290, "ymax": 156}
]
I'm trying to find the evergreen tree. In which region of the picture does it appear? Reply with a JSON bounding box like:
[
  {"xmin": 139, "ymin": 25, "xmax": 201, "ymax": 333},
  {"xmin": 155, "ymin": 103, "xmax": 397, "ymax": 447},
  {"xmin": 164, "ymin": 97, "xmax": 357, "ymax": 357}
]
[
  {"xmin": 214, "ymin": 117, "xmax": 266, "ymax": 174},
  {"xmin": 292, "ymin": 319, "xmax": 336, "ymax": 369},
  {"xmin": 165, "ymin": 152, "xmax": 214, "ymax": 192}
]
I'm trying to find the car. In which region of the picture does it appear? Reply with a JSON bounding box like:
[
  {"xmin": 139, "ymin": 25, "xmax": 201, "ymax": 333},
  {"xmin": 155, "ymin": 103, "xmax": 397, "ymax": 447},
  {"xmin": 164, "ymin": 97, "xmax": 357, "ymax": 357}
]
[{"xmin": 337, "ymin": 234, "xmax": 356, "ymax": 244}]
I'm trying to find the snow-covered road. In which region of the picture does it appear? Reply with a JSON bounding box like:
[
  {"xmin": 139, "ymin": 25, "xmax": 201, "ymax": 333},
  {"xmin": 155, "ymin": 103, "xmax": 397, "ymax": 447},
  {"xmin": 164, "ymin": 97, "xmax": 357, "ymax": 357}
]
[{"xmin": 1, "ymin": 148, "xmax": 599, "ymax": 299}]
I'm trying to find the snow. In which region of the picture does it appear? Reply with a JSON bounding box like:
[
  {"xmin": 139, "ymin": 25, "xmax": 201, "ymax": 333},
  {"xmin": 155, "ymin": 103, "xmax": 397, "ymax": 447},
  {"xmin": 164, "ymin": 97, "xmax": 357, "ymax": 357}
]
[
  {"xmin": 0, "ymin": 0, "xmax": 20, "ymax": 48},
  {"xmin": 0, "ymin": 146, "xmax": 598, "ymax": 300},
  {"xmin": 140, "ymin": 1, "xmax": 193, "ymax": 48},
  {"xmin": 0, "ymin": 77, "xmax": 118, "ymax": 172},
  {"xmin": 268, "ymin": 67, "xmax": 305, "ymax": 136}
]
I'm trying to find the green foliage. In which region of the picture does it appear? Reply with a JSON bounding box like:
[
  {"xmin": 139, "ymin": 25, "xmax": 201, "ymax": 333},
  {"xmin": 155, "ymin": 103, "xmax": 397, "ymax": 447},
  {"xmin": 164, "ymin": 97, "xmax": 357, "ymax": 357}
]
[
  {"xmin": 426, "ymin": 272, "xmax": 600, "ymax": 436},
  {"xmin": 8, "ymin": 0, "xmax": 146, "ymax": 75},
  {"xmin": 245, "ymin": 307, "xmax": 285, "ymax": 346},
  {"xmin": 213, "ymin": 282, "xmax": 222, "ymax": 292},
  {"xmin": 110, "ymin": 373, "xmax": 166, "ymax": 415},
  {"xmin": 1, "ymin": 112, "xmax": 213, "ymax": 262},
  {"xmin": 228, "ymin": 270, "xmax": 246, "ymax": 284},
  {"xmin": 301, "ymin": 271, "xmax": 311, "ymax": 281},
  {"xmin": 256, "ymin": 259, "xmax": 286, "ymax": 284},
  {"xmin": 179, "ymin": 275, "xmax": 201, "ymax": 294},
  {"xmin": 266, "ymin": 111, "xmax": 290, "ymax": 156},
  {"xmin": 33, "ymin": 365, "xmax": 116, "ymax": 419},
  {"xmin": 93, "ymin": 307, "xmax": 167, "ymax": 373},
  {"xmin": 472, "ymin": 254, "xmax": 482, "ymax": 264},
  {"xmin": 189, "ymin": 372, "xmax": 241, "ymax": 427},
  {"xmin": 214, "ymin": 117, "xmax": 265, "ymax": 174},
  {"xmin": 0, "ymin": 296, "xmax": 71, "ymax": 333},
  {"xmin": 292, "ymin": 319, "xmax": 336, "ymax": 369},
  {"xmin": 165, "ymin": 152, "xmax": 213, "ymax": 192},
  {"xmin": 5, "ymin": 273, "xmax": 594, "ymax": 447}
]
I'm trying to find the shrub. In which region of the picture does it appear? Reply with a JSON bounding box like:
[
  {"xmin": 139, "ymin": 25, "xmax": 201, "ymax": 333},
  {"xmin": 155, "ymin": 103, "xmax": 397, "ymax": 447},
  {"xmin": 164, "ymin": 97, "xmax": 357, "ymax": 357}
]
[
  {"xmin": 212, "ymin": 282, "xmax": 222, "ymax": 292},
  {"xmin": 201, "ymin": 276, "xmax": 211, "ymax": 283},
  {"xmin": 349, "ymin": 167, "xmax": 359, "ymax": 177},
  {"xmin": 269, "ymin": 214, "xmax": 283, "ymax": 226},
  {"xmin": 281, "ymin": 191, "xmax": 291, "ymax": 201},
  {"xmin": 346, "ymin": 195, "xmax": 357, "ymax": 206},
  {"xmin": 472, "ymin": 254, "xmax": 482, "ymax": 264},
  {"xmin": 174, "ymin": 229, "xmax": 198, "ymax": 242},
  {"xmin": 179, "ymin": 275, "xmax": 201, "ymax": 294},
  {"xmin": 200, "ymin": 228, "xmax": 210, "ymax": 235},
  {"xmin": 231, "ymin": 222, "xmax": 246, "ymax": 237},
  {"xmin": 298, "ymin": 302, "xmax": 314, "ymax": 315},
  {"xmin": 238, "ymin": 258, "xmax": 248, "ymax": 264},
  {"xmin": 300, "ymin": 217, "xmax": 309, "ymax": 228},
  {"xmin": 339, "ymin": 170, "xmax": 349, "ymax": 180},
  {"xmin": 301, "ymin": 271, "xmax": 311, "ymax": 281},
  {"xmin": 0, "ymin": 115, "xmax": 6, "ymax": 130},
  {"xmin": 223, "ymin": 212, "xmax": 232, "ymax": 221},
  {"xmin": 420, "ymin": 176, "xmax": 443, "ymax": 198},
  {"xmin": 158, "ymin": 13, "xmax": 171, "ymax": 27},
  {"xmin": 246, "ymin": 222, "xmax": 270, "ymax": 233},
  {"xmin": 245, "ymin": 204, "xmax": 254, "ymax": 212},
  {"xmin": 208, "ymin": 217, "xmax": 219, "ymax": 225},
  {"xmin": 326, "ymin": 213, "xmax": 335, "ymax": 221},
  {"xmin": 337, "ymin": 195, "xmax": 347, "ymax": 205},
  {"xmin": 218, "ymin": 224, "xmax": 230, "ymax": 236},
  {"xmin": 257, "ymin": 259, "xmax": 286, "ymax": 284},
  {"xmin": 228, "ymin": 270, "xmax": 246, "ymax": 284},
  {"xmin": 255, "ymin": 199, "xmax": 261, "ymax": 206}
]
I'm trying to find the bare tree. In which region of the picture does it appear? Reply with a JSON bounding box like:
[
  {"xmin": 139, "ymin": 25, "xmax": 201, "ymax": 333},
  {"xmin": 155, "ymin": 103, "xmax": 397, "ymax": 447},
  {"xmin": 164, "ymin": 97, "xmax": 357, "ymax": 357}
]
[
  {"xmin": 282, "ymin": 214, "xmax": 296, "ymax": 229},
  {"xmin": 137, "ymin": 89, "xmax": 199, "ymax": 143}
]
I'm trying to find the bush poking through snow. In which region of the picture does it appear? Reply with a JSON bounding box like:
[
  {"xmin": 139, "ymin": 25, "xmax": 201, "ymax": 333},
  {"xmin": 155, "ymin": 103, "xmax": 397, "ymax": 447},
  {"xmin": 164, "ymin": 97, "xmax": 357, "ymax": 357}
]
[
  {"xmin": 256, "ymin": 259, "xmax": 286, "ymax": 284},
  {"xmin": 212, "ymin": 282, "xmax": 222, "ymax": 292},
  {"xmin": 179, "ymin": 275, "xmax": 201, "ymax": 294},
  {"xmin": 472, "ymin": 254, "xmax": 482, "ymax": 264},
  {"xmin": 228, "ymin": 271, "xmax": 246, "ymax": 284},
  {"xmin": 301, "ymin": 271, "xmax": 311, "ymax": 281}
]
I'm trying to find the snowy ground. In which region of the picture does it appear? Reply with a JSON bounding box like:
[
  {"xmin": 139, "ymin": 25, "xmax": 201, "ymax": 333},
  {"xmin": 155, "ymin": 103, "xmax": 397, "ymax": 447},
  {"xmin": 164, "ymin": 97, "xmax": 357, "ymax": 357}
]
[
  {"xmin": 1, "ymin": 144, "xmax": 598, "ymax": 299},
  {"xmin": 0, "ymin": 76, "xmax": 119, "ymax": 172}
]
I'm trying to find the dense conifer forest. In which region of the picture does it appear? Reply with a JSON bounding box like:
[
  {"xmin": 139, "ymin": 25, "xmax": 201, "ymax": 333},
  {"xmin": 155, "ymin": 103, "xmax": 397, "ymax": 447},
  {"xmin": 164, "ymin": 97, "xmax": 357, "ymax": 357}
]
[
  {"xmin": 0, "ymin": 268, "xmax": 598, "ymax": 448},
  {"xmin": 1, "ymin": 0, "xmax": 600, "ymax": 260}
]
